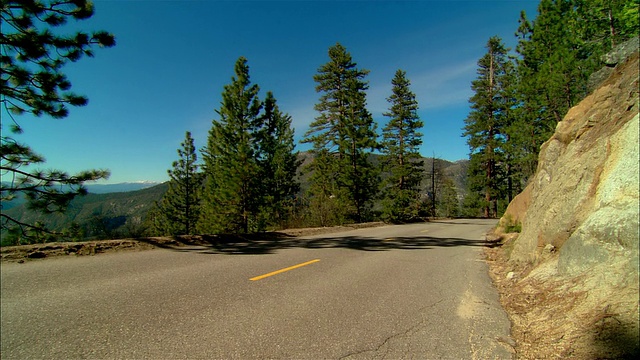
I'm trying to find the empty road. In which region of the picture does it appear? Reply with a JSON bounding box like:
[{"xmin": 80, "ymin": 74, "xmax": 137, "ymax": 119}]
[{"xmin": 1, "ymin": 219, "xmax": 513, "ymax": 359}]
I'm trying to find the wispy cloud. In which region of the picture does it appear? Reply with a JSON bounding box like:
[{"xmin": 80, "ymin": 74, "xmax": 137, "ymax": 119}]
[
  {"xmin": 367, "ymin": 60, "xmax": 477, "ymax": 115},
  {"xmin": 285, "ymin": 101, "xmax": 317, "ymax": 140}
]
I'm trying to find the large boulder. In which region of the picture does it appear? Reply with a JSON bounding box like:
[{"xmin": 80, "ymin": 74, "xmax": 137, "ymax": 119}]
[
  {"xmin": 588, "ymin": 37, "xmax": 640, "ymax": 91},
  {"xmin": 496, "ymin": 40, "xmax": 639, "ymax": 358},
  {"xmin": 502, "ymin": 48, "xmax": 639, "ymax": 287}
]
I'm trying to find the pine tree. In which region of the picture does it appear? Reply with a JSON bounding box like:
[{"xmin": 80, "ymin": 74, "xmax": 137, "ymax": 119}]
[
  {"xmin": 1, "ymin": 0, "xmax": 115, "ymax": 241},
  {"xmin": 302, "ymin": 43, "xmax": 378, "ymax": 223},
  {"xmin": 510, "ymin": 0, "xmax": 638, "ymax": 186},
  {"xmin": 575, "ymin": 0, "xmax": 639, "ymax": 50},
  {"xmin": 515, "ymin": 1, "xmax": 587, "ymax": 136},
  {"xmin": 304, "ymin": 149, "xmax": 346, "ymax": 226},
  {"xmin": 255, "ymin": 91, "xmax": 300, "ymax": 229},
  {"xmin": 497, "ymin": 56, "xmax": 525, "ymax": 203},
  {"xmin": 200, "ymin": 57, "xmax": 262, "ymax": 234},
  {"xmin": 380, "ymin": 69, "xmax": 424, "ymax": 223},
  {"xmin": 438, "ymin": 177, "xmax": 459, "ymax": 218},
  {"xmin": 154, "ymin": 131, "xmax": 201, "ymax": 235},
  {"xmin": 463, "ymin": 36, "xmax": 511, "ymax": 219}
]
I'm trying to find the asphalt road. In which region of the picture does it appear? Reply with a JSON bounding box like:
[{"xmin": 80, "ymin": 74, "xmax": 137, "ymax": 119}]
[{"xmin": 1, "ymin": 219, "xmax": 513, "ymax": 359}]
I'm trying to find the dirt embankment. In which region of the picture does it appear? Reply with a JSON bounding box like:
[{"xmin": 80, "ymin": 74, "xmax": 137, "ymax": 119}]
[
  {"xmin": 485, "ymin": 231, "xmax": 639, "ymax": 359},
  {"xmin": 0, "ymin": 222, "xmax": 386, "ymax": 263}
]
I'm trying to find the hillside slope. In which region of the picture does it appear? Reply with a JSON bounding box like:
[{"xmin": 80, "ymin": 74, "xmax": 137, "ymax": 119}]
[
  {"xmin": 1, "ymin": 183, "xmax": 168, "ymax": 242},
  {"xmin": 494, "ymin": 39, "xmax": 639, "ymax": 358}
]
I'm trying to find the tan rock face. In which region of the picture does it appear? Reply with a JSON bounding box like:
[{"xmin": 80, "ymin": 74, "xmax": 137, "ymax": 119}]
[
  {"xmin": 504, "ymin": 52, "xmax": 639, "ymax": 287},
  {"xmin": 496, "ymin": 46, "xmax": 639, "ymax": 357}
]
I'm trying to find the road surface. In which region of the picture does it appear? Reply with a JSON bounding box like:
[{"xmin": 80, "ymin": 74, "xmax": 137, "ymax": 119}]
[{"xmin": 1, "ymin": 219, "xmax": 513, "ymax": 359}]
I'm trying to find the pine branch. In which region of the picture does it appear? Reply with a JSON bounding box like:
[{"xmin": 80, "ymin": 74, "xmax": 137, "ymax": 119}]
[{"xmin": 0, "ymin": 213, "xmax": 60, "ymax": 240}]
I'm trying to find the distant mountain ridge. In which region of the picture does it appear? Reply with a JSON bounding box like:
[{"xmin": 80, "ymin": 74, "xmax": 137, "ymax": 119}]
[
  {"xmin": 85, "ymin": 181, "xmax": 162, "ymax": 194},
  {"xmin": 0, "ymin": 181, "xmax": 163, "ymax": 210},
  {"xmin": 1, "ymin": 182, "xmax": 169, "ymax": 244}
]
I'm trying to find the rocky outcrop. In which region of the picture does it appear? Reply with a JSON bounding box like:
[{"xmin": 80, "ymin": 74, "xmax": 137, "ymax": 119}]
[
  {"xmin": 502, "ymin": 47, "xmax": 639, "ymax": 282},
  {"xmin": 588, "ymin": 37, "xmax": 639, "ymax": 91},
  {"xmin": 497, "ymin": 40, "xmax": 639, "ymax": 357}
]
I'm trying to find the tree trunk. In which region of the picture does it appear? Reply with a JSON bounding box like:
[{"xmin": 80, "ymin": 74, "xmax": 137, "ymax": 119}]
[{"xmin": 608, "ymin": 8, "xmax": 616, "ymax": 48}]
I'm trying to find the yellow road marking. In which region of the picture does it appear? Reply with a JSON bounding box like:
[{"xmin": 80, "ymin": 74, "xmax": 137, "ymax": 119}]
[
  {"xmin": 420, "ymin": 229, "xmax": 429, "ymax": 233},
  {"xmin": 250, "ymin": 259, "xmax": 320, "ymax": 281}
]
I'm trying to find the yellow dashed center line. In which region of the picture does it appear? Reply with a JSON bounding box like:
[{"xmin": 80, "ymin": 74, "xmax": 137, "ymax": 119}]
[
  {"xmin": 250, "ymin": 259, "xmax": 320, "ymax": 281},
  {"xmin": 420, "ymin": 229, "xmax": 429, "ymax": 233}
]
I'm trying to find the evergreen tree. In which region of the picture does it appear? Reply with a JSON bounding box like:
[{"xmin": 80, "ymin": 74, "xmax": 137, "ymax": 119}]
[
  {"xmin": 463, "ymin": 36, "xmax": 511, "ymax": 218},
  {"xmin": 255, "ymin": 91, "xmax": 300, "ymax": 229},
  {"xmin": 380, "ymin": 69, "xmax": 424, "ymax": 223},
  {"xmin": 510, "ymin": 0, "xmax": 638, "ymax": 185},
  {"xmin": 302, "ymin": 43, "xmax": 378, "ymax": 223},
  {"xmin": 515, "ymin": 1, "xmax": 587, "ymax": 140},
  {"xmin": 497, "ymin": 56, "xmax": 524, "ymax": 203},
  {"xmin": 575, "ymin": 0, "xmax": 639, "ymax": 50},
  {"xmin": 506, "ymin": 0, "xmax": 638, "ymax": 190},
  {"xmin": 1, "ymin": 0, "xmax": 115, "ymax": 241},
  {"xmin": 154, "ymin": 131, "xmax": 201, "ymax": 235},
  {"xmin": 438, "ymin": 177, "xmax": 459, "ymax": 218},
  {"xmin": 303, "ymin": 149, "xmax": 346, "ymax": 226},
  {"xmin": 200, "ymin": 57, "xmax": 262, "ymax": 234}
]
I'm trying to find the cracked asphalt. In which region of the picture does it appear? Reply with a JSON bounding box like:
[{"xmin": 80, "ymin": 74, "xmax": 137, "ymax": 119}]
[{"xmin": 1, "ymin": 219, "xmax": 513, "ymax": 359}]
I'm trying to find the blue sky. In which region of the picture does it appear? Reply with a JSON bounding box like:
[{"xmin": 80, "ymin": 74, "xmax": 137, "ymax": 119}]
[{"xmin": 8, "ymin": 0, "xmax": 539, "ymax": 184}]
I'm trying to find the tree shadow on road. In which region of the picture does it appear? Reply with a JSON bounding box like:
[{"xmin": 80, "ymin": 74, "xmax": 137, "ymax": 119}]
[
  {"xmin": 428, "ymin": 219, "xmax": 499, "ymax": 226},
  {"xmin": 137, "ymin": 232, "xmax": 493, "ymax": 255}
]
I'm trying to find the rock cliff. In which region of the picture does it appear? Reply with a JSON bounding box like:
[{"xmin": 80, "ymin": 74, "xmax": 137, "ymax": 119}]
[
  {"xmin": 496, "ymin": 39, "xmax": 639, "ymax": 357},
  {"xmin": 502, "ymin": 45, "xmax": 638, "ymax": 280}
]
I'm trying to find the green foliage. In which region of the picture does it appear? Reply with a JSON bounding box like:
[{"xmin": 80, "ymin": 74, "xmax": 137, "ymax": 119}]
[
  {"xmin": 200, "ymin": 57, "xmax": 262, "ymax": 234},
  {"xmin": 438, "ymin": 177, "xmax": 459, "ymax": 218},
  {"xmin": 1, "ymin": 0, "xmax": 115, "ymax": 241},
  {"xmin": 510, "ymin": 0, "xmax": 639, "ymax": 185},
  {"xmin": 152, "ymin": 131, "xmax": 201, "ymax": 235},
  {"xmin": 380, "ymin": 189, "xmax": 423, "ymax": 223},
  {"xmin": 1, "ymin": 0, "xmax": 116, "ymax": 119},
  {"xmin": 300, "ymin": 150, "xmax": 350, "ymax": 226},
  {"xmin": 461, "ymin": 1, "xmax": 638, "ymax": 220},
  {"xmin": 502, "ymin": 214, "xmax": 522, "ymax": 233},
  {"xmin": 302, "ymin": 43, "xmax": 379, "ymax": 223},
  {"xmin": 575, "ymin": 0, "xmax": 639, "ymax": 50},
  {"xmin": 463, "ymin": 36, "xmax": 512, "ymax": 219},
  {"xmin": 515, "ymin": 1, "xmax": 590, "ymax": 147},
  {"xmin": 460, "ymin": 192, "xmax": 485, "ymax": 218},
  {"xmin": 254, "ymin": 92, "xmax": 300, "ymax": 229},
  {"xmin": 380, "ymin": 69, "xmax": 424, "ymax": 223},
  {"xmin": 199, "ymin": 58, "xmax": 299, "ymax": 234},
  {"xmin": 0, "ymin": 155, "xmax": 471, "ymax": 245}
]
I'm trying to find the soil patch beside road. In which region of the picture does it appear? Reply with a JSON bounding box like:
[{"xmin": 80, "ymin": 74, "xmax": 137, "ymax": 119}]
[
  {"xmin": 484, "ymin": 231, "xmax": 639, "ymax": 359},
  {"xmin": 0, "ymin": 222, "xmax": 386, "ymax": 263}
]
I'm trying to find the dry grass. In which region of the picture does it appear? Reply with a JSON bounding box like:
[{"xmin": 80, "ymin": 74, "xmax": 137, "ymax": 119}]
[{"xmin": 485, "ymin": 232, "xmax": 639, "ymax": 359}]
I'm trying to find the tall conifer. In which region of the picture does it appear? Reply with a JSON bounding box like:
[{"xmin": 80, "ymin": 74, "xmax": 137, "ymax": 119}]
[
  {"xmin": 153, "ymin": 131, "xmax": 201, "ymax": 235},
  {"xmin": 463, "ymin": 36, "xmax": 511, "ymax": 218},
  {"xmin": 380, "ymin": 70, "xmax": 424, "ymax": 223},
  {"xmin": 255, "ymin": 91, "xmax": 300, "ymax": 229},
  {"xmin": 200, "ymin": 57, "xmax": 262, "ymax": 233},
  {"xmin": 302, "ymin": 43, "xmax": 378, "ymax": 223}
]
